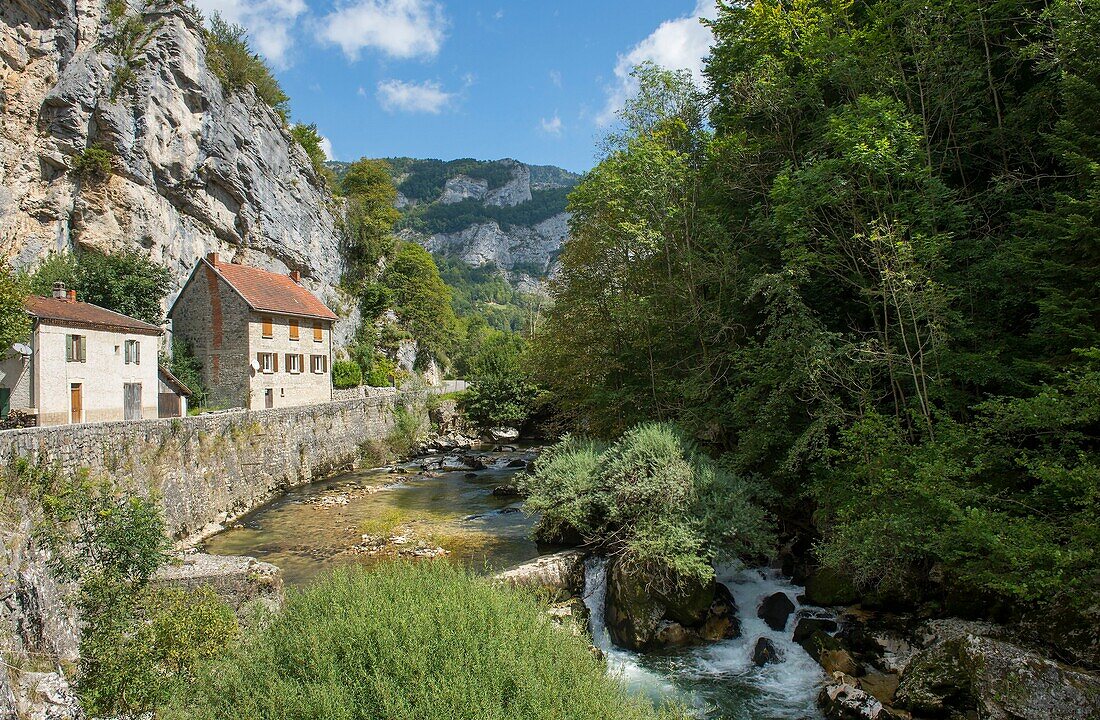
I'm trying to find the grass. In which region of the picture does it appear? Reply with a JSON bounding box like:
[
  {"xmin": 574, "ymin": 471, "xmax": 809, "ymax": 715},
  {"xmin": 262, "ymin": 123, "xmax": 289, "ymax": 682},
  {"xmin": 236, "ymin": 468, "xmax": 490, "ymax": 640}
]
[{"xmin": 165, "ymin": 562, "xmax": 683, "ymax": 720}]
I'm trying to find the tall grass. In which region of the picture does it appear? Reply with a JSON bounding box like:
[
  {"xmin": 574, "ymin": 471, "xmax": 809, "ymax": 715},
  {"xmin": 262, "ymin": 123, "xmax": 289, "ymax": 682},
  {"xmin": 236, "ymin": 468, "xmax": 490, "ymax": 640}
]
[{"xmin": 166, "ymin": 561, "xmax": 679, "ymax": 720}]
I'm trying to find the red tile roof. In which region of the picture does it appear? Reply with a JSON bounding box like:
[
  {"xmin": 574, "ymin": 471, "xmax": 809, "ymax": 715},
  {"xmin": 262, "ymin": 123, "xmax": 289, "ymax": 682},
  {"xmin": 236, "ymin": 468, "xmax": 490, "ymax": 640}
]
[
  {"xmin": 25, "ymin": 296, "xmax": 163, "ymax": 335},
  {"xmin": 209, "ymin": 259, "xmax": 338, "ymax": 321}
]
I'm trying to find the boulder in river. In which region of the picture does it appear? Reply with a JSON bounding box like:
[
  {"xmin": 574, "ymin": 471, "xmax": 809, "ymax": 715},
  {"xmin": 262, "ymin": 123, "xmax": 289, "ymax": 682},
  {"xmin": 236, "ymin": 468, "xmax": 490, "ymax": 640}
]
[
  {"xmin": 793, "ymin": 617, "xmax": 839, "ymax": 645},
  {"xmin": 819, "ymin": 677, "xmax": 901, "ymax": 720},
  {"xmin": 753, "ymin": 637, "xmax": 782, "ymax": 666},
  {"xmin": 493, "ymin": 550, "xmax": 587, "ymax": 603},
  {"xmin": 488, "ymin": 427, "xmax": 520, "ymax": 442},
  {"xmin": 700, "ymin": 582, "xmax": 741, "ymax": 641},
  {"xmin": 896, "ymin": 632, "xmax": 1100, "ymax": 720},
  {"xmin": 606, "ymin": 560, "xmax": 717, "ymax": 651},
  {"xmin": 758, "ymin": 591, "xmax": 796, "ymax": 631}
]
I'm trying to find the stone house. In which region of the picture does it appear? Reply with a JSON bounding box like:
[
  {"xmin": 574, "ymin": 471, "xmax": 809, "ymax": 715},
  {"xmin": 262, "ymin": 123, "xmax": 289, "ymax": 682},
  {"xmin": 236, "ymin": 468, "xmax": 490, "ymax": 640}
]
[
  {"xmin": 169, "ymin": 254, "xmax": 337, "ymax": 410},
  {"xmin": 0, "ymin": 285, "xmax": 164, "ymax": 426}
]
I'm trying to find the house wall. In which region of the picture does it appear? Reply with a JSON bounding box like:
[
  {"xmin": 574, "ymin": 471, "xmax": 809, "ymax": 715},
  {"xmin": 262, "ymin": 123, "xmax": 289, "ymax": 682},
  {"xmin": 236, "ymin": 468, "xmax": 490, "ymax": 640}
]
[
  {"xmin": 247, "ymin": 313, "xmax": 332, "ymax": 409},
  {"xmin": 32, "ymin": 324, "xmax": 159, "ymax": 426},
  {"xmin": 0, "ymin": 352, "xmax": 32, "ymax": 411},
  {"xmin": 170, "ymin": 265, "xmax": 251, "ymax": 409},
  {"xmin": 0, "ymin": 391, "xmax": 403, "ymax": 540}
]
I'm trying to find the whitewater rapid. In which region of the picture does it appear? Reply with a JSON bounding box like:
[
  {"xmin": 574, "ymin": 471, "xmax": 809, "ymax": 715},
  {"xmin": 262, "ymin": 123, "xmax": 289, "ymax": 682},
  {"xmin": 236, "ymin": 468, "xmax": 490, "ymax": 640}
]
[{"xmin": 583, "ymin": 558, "xmax": 828, "ymax": 720}]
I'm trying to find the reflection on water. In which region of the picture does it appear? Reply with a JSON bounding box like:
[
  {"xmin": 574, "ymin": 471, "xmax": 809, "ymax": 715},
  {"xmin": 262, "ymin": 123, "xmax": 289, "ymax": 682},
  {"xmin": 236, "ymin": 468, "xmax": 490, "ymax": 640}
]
[{"xmin": 203, "ymin": 449, "xmax": 542, "ymax": 586}]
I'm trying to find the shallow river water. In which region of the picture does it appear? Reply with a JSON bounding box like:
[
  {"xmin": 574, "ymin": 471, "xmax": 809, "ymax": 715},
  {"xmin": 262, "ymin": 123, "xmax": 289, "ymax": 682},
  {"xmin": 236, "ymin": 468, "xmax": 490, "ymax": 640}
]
[{"xmin": 205, "ymin": 447, "xmax": 824, "ymax": 719}]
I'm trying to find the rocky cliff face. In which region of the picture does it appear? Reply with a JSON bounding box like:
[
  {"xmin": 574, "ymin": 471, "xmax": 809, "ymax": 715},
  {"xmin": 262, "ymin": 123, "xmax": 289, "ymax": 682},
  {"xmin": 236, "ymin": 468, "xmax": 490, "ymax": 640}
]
[
  {"xmin": 393, "ymin": 158, "xmax": 577, "ymax": 287},
  {"xmin": 0, "ymin": 0, "xmax": 352, "ymax": 342}
]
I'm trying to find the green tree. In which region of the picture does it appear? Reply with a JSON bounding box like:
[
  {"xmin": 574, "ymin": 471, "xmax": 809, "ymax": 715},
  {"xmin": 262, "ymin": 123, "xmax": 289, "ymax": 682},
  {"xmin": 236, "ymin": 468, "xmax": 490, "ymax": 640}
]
[
  {"xmin": 382, "ymin": 244, "xmax": 459, "ymax": 366},
  {"xmin": 462, "ymin": 332, "xmax": 540, "ymax": 428},
  {"xmin": 290, "ymin": 123, "xmax": 335, "ymax": 186},
  {"xmin": 0, "ymin": 261, "xmax": 30, "ymax": 351},
  {"xmin": 30, "ymin": 250, "xmax": 172, "ymax": 325},
  {"xmin": 341, "ymin": 158, "xmax": 401, "ymax": 286}
]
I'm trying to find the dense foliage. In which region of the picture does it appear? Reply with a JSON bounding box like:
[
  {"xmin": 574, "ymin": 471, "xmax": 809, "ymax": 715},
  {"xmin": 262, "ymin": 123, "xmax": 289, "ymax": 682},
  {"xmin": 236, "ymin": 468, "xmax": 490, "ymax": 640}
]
[
  {"xmin": 290, "ymin": 123, "xmax": 333, "ymax": 184},
  {"xmin": 0, "ymin": 261, "xmax": 30, "ymax": 351},
  {"xmin": 5, "ymin": 460, "xmax": 237, "ymax": 716},
  {"xmin": 535, "ymin": 0, "xmax": 1100, "ymax": 621},
  {"xmin": 166, "ymin": 562, "xmax": 679, "ymax": 720},
  {"xmin": 522, "ymin": 423, "xmax": 772, "ymax": 586},
  {"xmin": 332, "ymin": 360, "xmax": 363, "ymax": 389},
  {"xmin": 203, "ymin": 12, "xmax": 289, "ymax": 116},
  {"xmin": 437, "ymin": 259, "xmax": 545, "ymax": 335},
  {"xmin": 461, "ymin": 332, "xmax": 540, "ymax": 428},
  {"xmin": 30, "ymin": 250, "xmax": 172, "ymax": 324},
  {"xmin": 381, "ymin": 243, "xmax": 460, "ymax": 367},
  {"xmin": 167, "ymin": 339, "xmax": 207, "ymax": 408}
]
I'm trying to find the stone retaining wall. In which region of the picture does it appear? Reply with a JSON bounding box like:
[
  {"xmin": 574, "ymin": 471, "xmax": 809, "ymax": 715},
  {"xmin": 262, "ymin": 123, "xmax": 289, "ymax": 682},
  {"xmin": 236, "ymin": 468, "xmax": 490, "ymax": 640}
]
[{"xmin": 0, "ymin": 392, "xmax": 404, "ymax": 540}]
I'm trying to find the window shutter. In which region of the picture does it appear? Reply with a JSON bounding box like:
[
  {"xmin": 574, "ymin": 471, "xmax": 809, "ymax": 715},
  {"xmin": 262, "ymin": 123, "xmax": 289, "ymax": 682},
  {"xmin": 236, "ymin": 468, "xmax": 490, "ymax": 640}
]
[
  {"xmin": 79, "ymin": 337, "xmax": 87, "ymax": 363},
  {"xmin": 135, "ymin": 341, "xmax": 140, "ymax": 365},
  {"xmin": 262, "ymin": 317, "xmax": 273, "ymax": 338},
  {"xmin": 66, "ymin": 336, "xmax": 73, "ymax": 362},
  {"xmin": 273, "ymin": 353, "xmax": 279, "ymax": 372},
  {"xmin": 289, "ymin": 319, "xmax": 299, "ymax": 341},
  {"xmin": 313, "ymin": 322, "xmax": 322, "ymax": 342}
]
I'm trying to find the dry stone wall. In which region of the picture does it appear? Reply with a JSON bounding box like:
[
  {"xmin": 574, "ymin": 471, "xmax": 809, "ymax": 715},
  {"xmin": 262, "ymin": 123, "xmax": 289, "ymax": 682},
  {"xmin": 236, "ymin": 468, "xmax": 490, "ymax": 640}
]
[{"xmin": 0, "ymin": 392, "xmax": 404, "ymax": 540}]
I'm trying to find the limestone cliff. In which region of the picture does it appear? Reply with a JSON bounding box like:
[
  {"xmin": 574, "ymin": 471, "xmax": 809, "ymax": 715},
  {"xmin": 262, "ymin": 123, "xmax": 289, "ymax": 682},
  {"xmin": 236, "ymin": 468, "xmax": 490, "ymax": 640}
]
[
  {"xmin": 0, "ymin": 0, "xmax": 353, "ymax": 342},
  {"xmin": 331, "ymin": 157, "xmax": 580, "ymax": 289}
]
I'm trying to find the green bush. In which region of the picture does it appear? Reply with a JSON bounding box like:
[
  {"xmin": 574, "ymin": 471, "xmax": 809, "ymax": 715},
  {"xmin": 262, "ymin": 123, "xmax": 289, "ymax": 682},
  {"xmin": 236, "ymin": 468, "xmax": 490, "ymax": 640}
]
[
  {"xmin": 332, "ymin": 360, "xmax": 362, "ymax": 389},
  {"xmin": 30, "ymin": 249, "xmax": 172, "ymax": 325},
  {"xmin": 386, "ymin": 405, "xmax": 424, "ymax": 458},
  {"xmin": 73, "ymin": 145, "xmax": 113, "ymax": 181},
  {"xmin": 521, "ymin": 423, "xmax": 773, "ymax": 586},
  {"xmin": 165, "ymin": 562, "xmax": 680, "ymax": 720},
  {"xmin": 203, "ymin": 13, "xmax": 288, "ymax": 116}
]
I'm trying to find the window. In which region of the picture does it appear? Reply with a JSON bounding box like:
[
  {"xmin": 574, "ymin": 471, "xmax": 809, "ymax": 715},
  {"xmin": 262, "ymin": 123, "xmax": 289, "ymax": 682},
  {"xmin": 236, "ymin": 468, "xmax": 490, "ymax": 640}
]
[
  {"xmin": 289, "ymin": 318, "xmax": 299, "ymax": 341},
  {"xmin": 261, "ymin": 317, "xmax": 273, "ymax": 338},
  {"xmin": 124, "ymin": 339, "xmax": 141, "ymax": 365},
  {"xmin": 0, "ymin": 388, "xmax": 9, "ymax": 419},
  {"xmin": 258, "ymin": 352, "xmax": 277, "ymax": 373},
  {"xmin": 311, "ymin": 355, "xmax": 328, "ymax": 374},
  {"xmin": 65, "ymin": 334, "xmax": 86, "ymax": 363},
  {"xmin": 286, "ymin": 353, "xmax": 303, "ymax": 374},
  {"xmin": 313, "ymin": 321, "xmax": 323, "ymax": 342}
]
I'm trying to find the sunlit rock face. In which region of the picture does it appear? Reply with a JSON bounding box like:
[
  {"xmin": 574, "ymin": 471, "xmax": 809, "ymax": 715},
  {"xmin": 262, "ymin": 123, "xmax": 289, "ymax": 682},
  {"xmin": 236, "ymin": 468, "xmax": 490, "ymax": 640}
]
[{"xmin": 0, "ymin": 0, "xmax": 354, "ymax": 343}]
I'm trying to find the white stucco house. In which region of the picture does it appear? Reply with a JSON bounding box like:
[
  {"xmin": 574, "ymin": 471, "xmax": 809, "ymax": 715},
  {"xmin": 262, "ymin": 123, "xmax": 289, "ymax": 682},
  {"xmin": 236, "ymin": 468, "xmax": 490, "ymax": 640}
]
[{"xmin": 0, "ymin": 284, "xmax": 181, "ymax": 427}]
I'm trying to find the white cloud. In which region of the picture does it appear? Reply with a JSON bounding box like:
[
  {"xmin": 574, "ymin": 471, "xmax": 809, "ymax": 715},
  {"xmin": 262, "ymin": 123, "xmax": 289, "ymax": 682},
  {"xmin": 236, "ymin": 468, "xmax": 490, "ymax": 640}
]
[
  {"xmin": 377, "ymin": 79, "xmax": 454, "ymax": 114},
  {"xmin": 540, "ymin": 114, "xmax": 563, "ymax": 136},
  {"xmin": 192, "ymin": 0, "xmax": 307, "ymax": 68},
  {"xmin": 549, "ymin": 70, "xmax": 562, "ymax": 88},
  {"xmin": 598, "ymin": 0, "xmax": 717, "ymax": 125},
  {"xmin": 319, "ymin": 136, "xmax": 334, "ymax": 160},
  {"xmin": 357, "ymin": 86, "xmax": 367, "ymax": 97},
  {"xmin": 318, "ymin": 0, "xmax": 447, "ymax": 61}
]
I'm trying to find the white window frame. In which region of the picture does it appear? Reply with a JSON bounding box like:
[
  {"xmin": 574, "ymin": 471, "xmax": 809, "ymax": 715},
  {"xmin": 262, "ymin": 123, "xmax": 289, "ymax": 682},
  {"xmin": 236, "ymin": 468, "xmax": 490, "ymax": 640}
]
[
  {"xmin": 311, "ymin": 354, "xmax": 327, "ymax": 374},
  {"xmin": 259, "ymin": 352, "xmax": 275, "ymax": 374},
  {"xmin": 286, "ymin": 353, "xmax": 302, "ymax": 375}
]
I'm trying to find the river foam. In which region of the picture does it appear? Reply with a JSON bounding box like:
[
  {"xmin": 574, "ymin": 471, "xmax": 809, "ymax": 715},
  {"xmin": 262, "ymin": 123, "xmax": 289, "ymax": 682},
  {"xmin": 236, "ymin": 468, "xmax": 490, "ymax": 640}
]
[{"xmin": 583, "ymin": 558, "xmax": 827, "ymax": 720}]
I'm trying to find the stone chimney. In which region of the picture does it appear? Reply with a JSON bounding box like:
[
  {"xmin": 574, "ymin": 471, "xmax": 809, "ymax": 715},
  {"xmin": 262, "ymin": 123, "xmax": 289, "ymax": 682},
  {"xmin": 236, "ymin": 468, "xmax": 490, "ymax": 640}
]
[
  {"xmin": 68, "ymin": 289, "xmax": 77, "ymax": 302},
  {"xmin": 290, "ymin": 270, "xmax": 301, "ymax": 283},
  {"xmin": 52, "ymin": 282, "xmax": 66, "ymax": 300},
  {"xmin": 207, "ymin": 251, "xmax": 219, "ymax": 266}
]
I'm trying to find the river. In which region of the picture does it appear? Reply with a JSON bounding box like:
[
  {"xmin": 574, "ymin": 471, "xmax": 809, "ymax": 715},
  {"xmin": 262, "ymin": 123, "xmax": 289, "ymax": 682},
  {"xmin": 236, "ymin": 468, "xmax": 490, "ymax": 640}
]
[{"xmin": 204, "ymin": 447, "xmax": 825, "ymax": 719}]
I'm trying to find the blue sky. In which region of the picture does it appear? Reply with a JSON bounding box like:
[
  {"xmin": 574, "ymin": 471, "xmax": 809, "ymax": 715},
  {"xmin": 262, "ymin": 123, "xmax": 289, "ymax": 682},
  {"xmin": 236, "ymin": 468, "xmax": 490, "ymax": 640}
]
[{"xmin": 192, "ymin": 1, "xmax": 717, "ymax": 172}]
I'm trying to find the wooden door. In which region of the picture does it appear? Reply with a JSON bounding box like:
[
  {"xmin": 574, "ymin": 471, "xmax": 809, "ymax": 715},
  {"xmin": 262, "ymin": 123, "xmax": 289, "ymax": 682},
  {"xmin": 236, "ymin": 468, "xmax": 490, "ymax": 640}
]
[
  {"xmin": 265, "ymin": 388, "xmax": 274, "ymax": 409},
  {"xmin": 70, "ymin": 384, "xmax": 82, "ymax": 424},
  {"xmin": 124, "ymin": 383, "xmax": 142, "ymax": 421}
]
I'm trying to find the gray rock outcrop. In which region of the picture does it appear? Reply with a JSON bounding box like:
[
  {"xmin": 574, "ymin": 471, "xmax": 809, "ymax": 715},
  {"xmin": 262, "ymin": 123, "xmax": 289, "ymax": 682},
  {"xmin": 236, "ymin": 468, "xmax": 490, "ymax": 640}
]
[
  {"xmin": 485, "ymin": 160, "xmax": 532, "ymax": 207},
  {"xmin": 441, "ymin": 175, "xmax": 488, "ymax": 204},
  {"xmin": 494, "ymin": 550, "xmax": 587, "ymax": 603},
  {"xmin": 0, "ymin": 0, "xmax": 353, "ymax": 342}
]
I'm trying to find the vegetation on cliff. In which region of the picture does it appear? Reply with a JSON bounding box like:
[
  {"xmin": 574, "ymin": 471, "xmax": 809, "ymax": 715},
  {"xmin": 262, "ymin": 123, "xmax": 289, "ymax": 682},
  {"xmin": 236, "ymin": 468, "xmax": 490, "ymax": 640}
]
[
  {"xmin": 534, "ymin": 0, "xmax": 1100, "ymax": 622},
  {"xmin": 166, "ymin": 562, "xmax": 680, "ymax": 720}
]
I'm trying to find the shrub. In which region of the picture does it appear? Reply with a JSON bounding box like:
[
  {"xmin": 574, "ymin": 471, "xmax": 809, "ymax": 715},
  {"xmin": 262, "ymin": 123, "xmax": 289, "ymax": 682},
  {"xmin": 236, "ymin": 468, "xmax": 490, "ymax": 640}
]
[
  {"xmin": 386, "ymin": 405, "xmax": 425, "ymax": 458},
  {"xmin": 521, "ymin": 423, "xmax": 773, "ymax": 586},
  {"xmin": 366, "ymin": 355, "xmax": 398, "ymax": 387},
  {"xmin": 73, "ymin": 145, "xmax": 114, "ymax": 181},
  {"xmin": 203, "ymin": 13, "xmax": 289, "ymax": 117},
  {"xmin": 0, "ymin": 260, "xmax": 30, "ymax": 352},
  {"xmin": 332, "ymin": 360, "xmax": 362, "ymax": 389},
  {"xmin": 168, "ymin": 339, "xmax": 207, "ymax": 408},
  {"xmin": 165, "ymin": 562, "xmax": 680, "ymax": 720},
  {"xmin": 9, "ymin": 461, "xmax": 237, "ymax": 716},
  {"xmin": 30, "ymin": 249, "xmax": 172, "ymax": 325}
]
